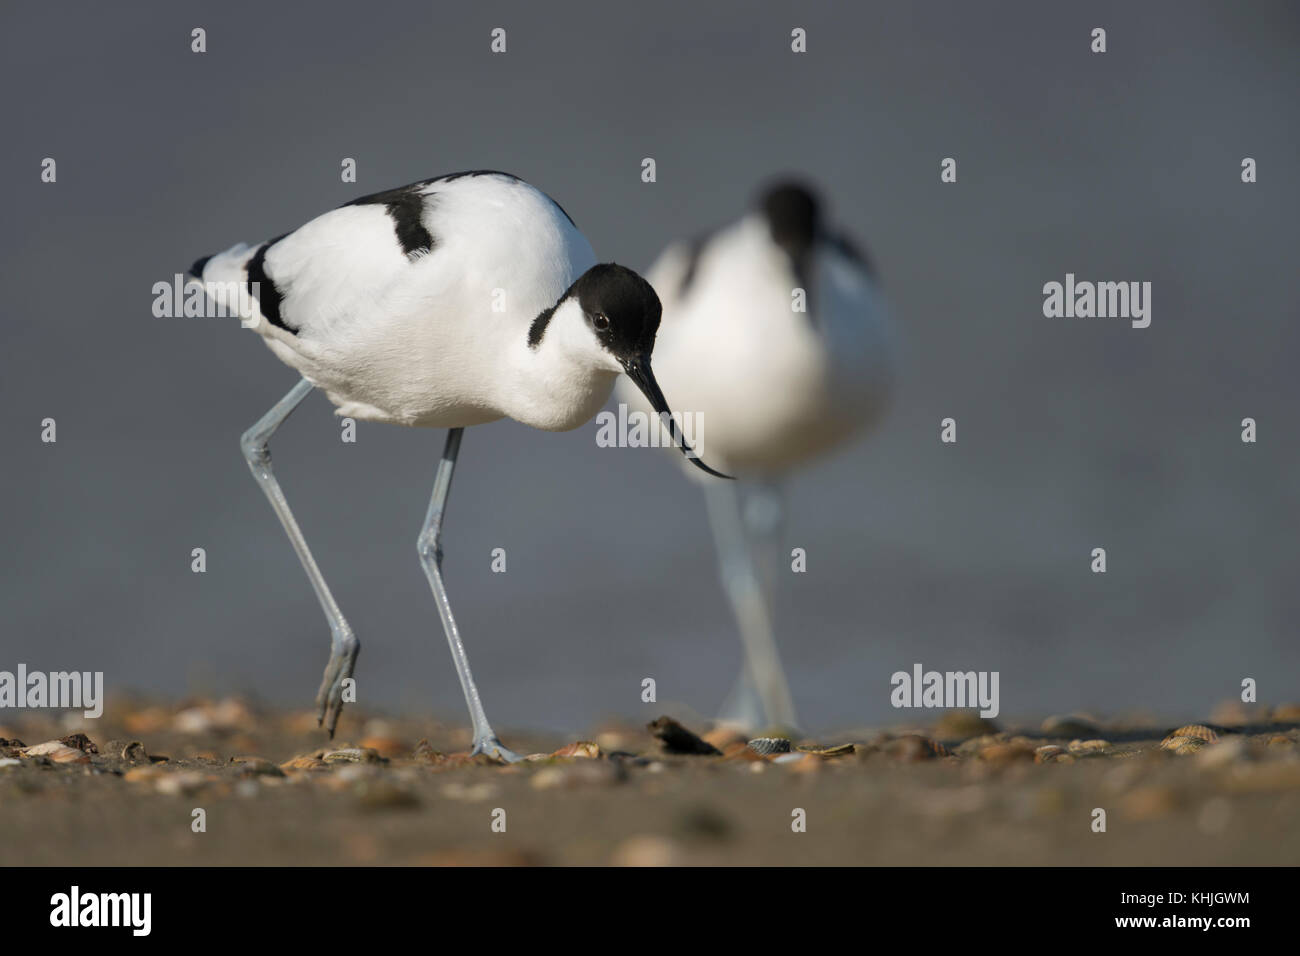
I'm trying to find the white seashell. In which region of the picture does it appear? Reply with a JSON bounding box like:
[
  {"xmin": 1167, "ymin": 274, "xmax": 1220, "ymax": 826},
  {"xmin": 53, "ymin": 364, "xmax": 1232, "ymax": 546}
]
[{"xmin": 20, "ymin": 740, "xmax": 66, "ymax": 756}]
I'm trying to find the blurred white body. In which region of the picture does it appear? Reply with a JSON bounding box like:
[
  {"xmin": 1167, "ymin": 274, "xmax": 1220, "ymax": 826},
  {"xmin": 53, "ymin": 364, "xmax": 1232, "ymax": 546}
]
[
  {"xmin": 617, "ymin": 191, "xmax": 896, "ymax": 730},
  {"xmin": 619, "ymin": 213, "xmax": 895, "ymax": 477}
]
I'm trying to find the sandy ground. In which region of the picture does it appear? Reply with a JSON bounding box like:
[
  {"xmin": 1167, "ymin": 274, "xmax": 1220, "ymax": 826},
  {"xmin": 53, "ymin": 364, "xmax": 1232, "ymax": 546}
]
[{"xmin": 2, "ymin": 699, "xmax": 1298, "ymax": 866}]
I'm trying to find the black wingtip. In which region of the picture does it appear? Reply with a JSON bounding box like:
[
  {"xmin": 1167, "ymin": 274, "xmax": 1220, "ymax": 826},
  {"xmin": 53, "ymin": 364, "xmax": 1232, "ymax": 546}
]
[{"xmin": 189, "ymin": 255, "xmax": 212, "ymax": 280}]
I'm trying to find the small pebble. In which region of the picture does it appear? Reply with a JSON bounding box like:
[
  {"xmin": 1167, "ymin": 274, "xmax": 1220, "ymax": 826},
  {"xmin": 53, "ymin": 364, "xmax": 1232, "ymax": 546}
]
[
  {"xmin": 359, "ymin": 736, "xmax": 408, "ymax": 759},
  {"xmin": 595, "ymin": 730, "xmax": 637, "ymax": 752},
  {"xmin": 156, "ymin": 771, "xmax": 210, "ymax": 796},
  {"xmin": 530, "ymin": 767, "xmax": 568, "ymax": 790},
  {"xmin": 411, "ymin": 739, "xmax": 446, "ymax": 764},
  {"xmin": 722, "ymin": 740, "xmax": 764, "ymax": 761},
  {"xmin": 979, "ymin": 742, "xmax": 1035, "ymax": 765},
  {"xmin": 955, "ymin": 734, "xmax": 1003, "ymax": 757},
  {"xmin": 647, "ymin": 717, "xmax": 721, "ymax": 755},
  {"xmin": 123, "ymin": 766, "xmax": 164, "ymax": 783},
  {"xmin": 230, "ymin": 756, "xmax": 285, "ymax": 777},
  {"xmin": 795, "ymin": 742, "xmax": 855, "ymax": 757},
  {"xmin": 171, "ymin": 698, "xmax": 253, "ymax": 734},
  {"xmin": 322, "ymin": 747, "xmax": 385, "ymax": 765},
  {"xmin": 702, "ymin": 726, "xmax": 748, "ymax": 751},
  {"xmin": 935, "ymin": 711, "xmax": 999, "ymax": 740},
  {"xmin": 551, "ymin": 741, "xmax": 600, "ymax": 759},
  {"xmin": 611, "ymin": 835, "xmax": 681, "ymax": 867},
  {"xmin": 563, "ymin": 758, "xmax": 624, "ymax": 786},
  {"xmin": 21, "ymin": 740, "xmax": 70, "ymax": 757},
  {"xmin": 1041, "ymin": 714, "xmax": 1101, "ymax": 737},
  {"xmin": 889, "ymin": 735, "xmax": 948, "ymax": 762},
  {"xmin": 790, "ymin": 753, "xmax": 824, "ymax": 773},
  {"xmin": 1162, "ymin": 736, "xmax": 1208, "ymax": 755},
  {"xmin": 23, "ymin": 742, "xmax": 91, "ymax": 764},
  {"xmin": 1164, "ymin": 724, "xmax": 1219, "ymax": 744},
  {"xmin": 51, "ymin": 746, "xmax": 92, "ymax": 764},
  {"xmin": 1034, "ymin": 745, "xmax": 1066, "ymax": 764},
  {"xmin": 280, "ymin": 755, "xmax": 328, "ymax": 772},
  {"xmin": 121, "ymin": 741, "xmax": 149, "ymax": 762},
  {"xmin": 1067, "ymin": 739, "xmax": 1111, "ymax": 755},
  {"xmin": 58, "ymin": 733, "xmax": 98, "ymax": 754}
]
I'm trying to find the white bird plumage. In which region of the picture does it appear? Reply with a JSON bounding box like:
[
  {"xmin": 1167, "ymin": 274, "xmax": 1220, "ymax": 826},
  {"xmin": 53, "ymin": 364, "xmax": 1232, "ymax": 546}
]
[
  {"xmin": 198, "ymin": 172, "xmax": 610, "ymax": 429},
  {"xmin": 192, "ymin": 170, "xmax": 724, "ymax": 760},
  {"xmin": 617, "ymin": 180, "xmax": 896, "ymax": 730},
  {"xmin": 630, "ymin": 191, "xmax": 894, "ymax": 475}
]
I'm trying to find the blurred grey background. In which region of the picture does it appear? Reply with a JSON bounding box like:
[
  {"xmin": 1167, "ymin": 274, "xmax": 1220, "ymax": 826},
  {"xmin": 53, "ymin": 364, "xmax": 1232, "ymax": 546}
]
[{"xmin": 2, "ymin": 1, "xmax": 1297, "ymax": 735}]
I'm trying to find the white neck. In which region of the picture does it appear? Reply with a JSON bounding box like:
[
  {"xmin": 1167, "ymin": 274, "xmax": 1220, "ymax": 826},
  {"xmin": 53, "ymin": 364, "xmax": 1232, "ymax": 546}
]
[{"xmin": 500, "ymin": 300, "xmax": 621, "ymax": 432}]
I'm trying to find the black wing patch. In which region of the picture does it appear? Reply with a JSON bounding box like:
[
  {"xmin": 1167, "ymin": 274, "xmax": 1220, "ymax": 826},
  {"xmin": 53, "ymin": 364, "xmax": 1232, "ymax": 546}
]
[
  {"xmin": 343, "ymin": 184, "xmax": 435, "ymax": 257},
  {"xmin": 245, "ymin": 234, "xmax": 292, "ymax": 333},
  {"xmin": 343, "ymin": 171, "xmax": 576, "ymax": 255}
]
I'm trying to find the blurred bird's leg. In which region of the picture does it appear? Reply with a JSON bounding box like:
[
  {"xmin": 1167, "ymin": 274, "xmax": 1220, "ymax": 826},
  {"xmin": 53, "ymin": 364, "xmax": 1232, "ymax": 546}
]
[
  {"xmin": 241, "ymin": 377, "xmax": 359, "ymax": 738},
  {"xmin": 716, "ymin": 667, "xmax": 767, "ymax": 733},
  {"xmin": 705, "ymin": 480, "xmax": 800, "ymax": 732},
  {"xmin": 417, "ymin": 428, "xmax": 522, "ymax": 763}
]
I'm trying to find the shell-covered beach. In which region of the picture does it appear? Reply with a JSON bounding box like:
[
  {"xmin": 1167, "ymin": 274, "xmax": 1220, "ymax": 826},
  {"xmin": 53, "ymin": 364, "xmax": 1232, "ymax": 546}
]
[{"xmin": 3, "ymin": 698, "xmax": 1297, "ymax": 866}]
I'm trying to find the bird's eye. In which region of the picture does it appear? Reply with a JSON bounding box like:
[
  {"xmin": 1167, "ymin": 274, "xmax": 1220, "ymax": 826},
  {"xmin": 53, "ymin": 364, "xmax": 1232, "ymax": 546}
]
[{"xmin": 593, "ymin": 313, "xmax": 610, "ymax": 330}]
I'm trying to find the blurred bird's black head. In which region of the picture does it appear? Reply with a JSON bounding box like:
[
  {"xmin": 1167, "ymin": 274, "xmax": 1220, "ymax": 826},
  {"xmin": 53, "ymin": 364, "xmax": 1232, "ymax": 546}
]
[{"xmin": 759, "ymin": 180, "xmax": 821, "ymax": 262}]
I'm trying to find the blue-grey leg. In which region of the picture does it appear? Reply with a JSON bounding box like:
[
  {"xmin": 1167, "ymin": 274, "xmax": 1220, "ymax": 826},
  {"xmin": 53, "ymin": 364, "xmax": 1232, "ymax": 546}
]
[
  {"xmin": 416, "ymin": 428, "xmax": 522, "ymax": 763},
  {"xmin": 705, "ymin": 479, "xmax": 800, "ymax": 732},
  {"xmin": 240, "ymin": 377, "xmax": 359, "ymax": 737}
]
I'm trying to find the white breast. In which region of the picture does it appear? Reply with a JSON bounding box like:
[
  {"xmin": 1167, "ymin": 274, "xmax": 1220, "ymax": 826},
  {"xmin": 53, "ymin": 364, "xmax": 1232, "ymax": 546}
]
[{"xmin": 623, "ymin": 216, "xmax": 896, "ymax": 476}]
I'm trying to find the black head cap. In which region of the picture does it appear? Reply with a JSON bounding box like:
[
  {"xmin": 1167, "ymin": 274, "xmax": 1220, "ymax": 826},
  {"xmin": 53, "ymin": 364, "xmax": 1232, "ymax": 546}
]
[
  {"xmin": 572, "ymin": 262, "xmax": 662, "ymax": 361},
  {"xmin": 759, "ymin": 180, "xmax": 821, "ymax": 261},
  {"xmin": 567, "ymin": 263, "xmax": 731, "ymax": 479}
]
